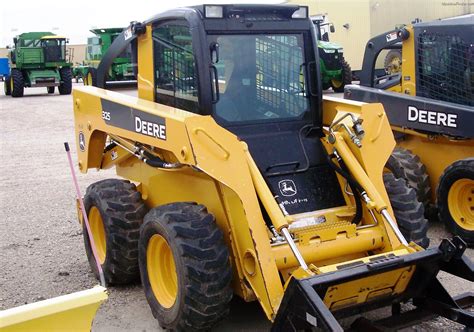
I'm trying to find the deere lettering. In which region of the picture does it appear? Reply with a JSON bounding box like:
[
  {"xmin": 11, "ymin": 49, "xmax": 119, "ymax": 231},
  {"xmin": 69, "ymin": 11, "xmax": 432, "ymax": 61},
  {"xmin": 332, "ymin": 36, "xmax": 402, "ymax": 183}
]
[
  {"xmin": 407, "ymin": 106, "xmax": 457, "ymax": 128},
  {"xmin": 135, "ymin": 116, "xmax": 166, "ymax": 140}
]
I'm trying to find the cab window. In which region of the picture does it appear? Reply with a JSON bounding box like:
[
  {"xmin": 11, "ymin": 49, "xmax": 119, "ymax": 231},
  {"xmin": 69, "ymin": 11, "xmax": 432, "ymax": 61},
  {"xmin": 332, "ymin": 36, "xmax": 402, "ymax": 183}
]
[{"xmin": 152, "ymin": 23, "xmax": 199, "ymax": 112}]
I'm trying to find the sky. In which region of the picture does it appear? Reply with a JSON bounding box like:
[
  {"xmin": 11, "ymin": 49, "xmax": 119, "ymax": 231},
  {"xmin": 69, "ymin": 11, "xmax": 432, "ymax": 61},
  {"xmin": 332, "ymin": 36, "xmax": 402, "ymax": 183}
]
[{"xmin": 0, "ymin": 0, "xmax": 284, "ymax": 46}]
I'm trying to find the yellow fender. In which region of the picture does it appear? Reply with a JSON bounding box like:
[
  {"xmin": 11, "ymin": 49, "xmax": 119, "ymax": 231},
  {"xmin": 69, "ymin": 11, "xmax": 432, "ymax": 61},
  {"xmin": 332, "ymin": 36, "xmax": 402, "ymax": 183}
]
[{"xmin": 0, "ymin": 286, "xmax": 107, "ymax": 331}]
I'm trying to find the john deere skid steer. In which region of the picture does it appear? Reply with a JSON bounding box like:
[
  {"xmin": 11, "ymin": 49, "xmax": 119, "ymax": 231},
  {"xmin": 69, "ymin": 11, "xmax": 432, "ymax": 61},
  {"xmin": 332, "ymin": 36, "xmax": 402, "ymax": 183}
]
[
  {"xmin": 72, "ymin": 5, "xmax": 473, "ymax": 330},
  {"xmin": 346, "ymin": 15, "xmax": 474, "ymax": 245}
]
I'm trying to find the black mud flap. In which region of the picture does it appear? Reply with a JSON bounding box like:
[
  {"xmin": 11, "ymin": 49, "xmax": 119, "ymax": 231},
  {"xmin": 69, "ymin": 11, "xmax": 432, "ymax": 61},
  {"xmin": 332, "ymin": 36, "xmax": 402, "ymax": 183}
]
[{"xmin": 272, "ymin": 237, "xmax": 474, "ymax": 331}]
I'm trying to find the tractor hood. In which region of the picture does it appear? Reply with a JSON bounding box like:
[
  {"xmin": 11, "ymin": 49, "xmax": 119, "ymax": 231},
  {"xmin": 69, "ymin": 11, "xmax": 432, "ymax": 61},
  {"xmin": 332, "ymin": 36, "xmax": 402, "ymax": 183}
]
[{"xmin": 318, "ymin": 40, "xmax": 343, "ymax": 52}]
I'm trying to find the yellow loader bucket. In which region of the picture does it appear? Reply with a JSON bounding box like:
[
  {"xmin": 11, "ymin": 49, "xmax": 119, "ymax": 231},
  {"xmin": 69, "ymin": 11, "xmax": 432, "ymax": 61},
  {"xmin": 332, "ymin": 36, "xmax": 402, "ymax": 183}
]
[{"xmin": 0, "ymin": 286, "xmax": 107, "ymax": 331}]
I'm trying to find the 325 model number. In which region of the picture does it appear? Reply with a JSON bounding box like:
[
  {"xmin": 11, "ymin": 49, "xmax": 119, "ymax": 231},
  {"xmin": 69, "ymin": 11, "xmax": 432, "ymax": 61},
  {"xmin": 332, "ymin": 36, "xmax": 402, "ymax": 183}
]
[{"xmin": 102, "ymin": 111, "xmax": 111, "ymax": 121}]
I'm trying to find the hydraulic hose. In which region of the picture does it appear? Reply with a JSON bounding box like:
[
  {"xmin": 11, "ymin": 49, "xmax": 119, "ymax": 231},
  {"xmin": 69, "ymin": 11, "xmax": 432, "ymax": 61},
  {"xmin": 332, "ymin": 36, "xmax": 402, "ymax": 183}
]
[
  {"xmin": 141, "ymin": 149, "xmax": 182, "ymax": 169},
  {"xmin": 327, "ymin": 153, "xmax": 363, "ymax": 225}
]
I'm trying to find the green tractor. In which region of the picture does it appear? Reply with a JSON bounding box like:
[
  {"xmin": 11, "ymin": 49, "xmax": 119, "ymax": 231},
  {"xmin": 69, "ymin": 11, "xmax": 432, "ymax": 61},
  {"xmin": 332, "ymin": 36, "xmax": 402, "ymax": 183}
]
[
  {"xmin": 312, "ymin": 15, "xmax": 352, "ymax": 92},
  {"xmin": 72, "ymin": 28, "xmax": 135, "ymax": 86},
  {"xmin": 4, "ymin": 32, "xmax": 72, "ymax": 97}
]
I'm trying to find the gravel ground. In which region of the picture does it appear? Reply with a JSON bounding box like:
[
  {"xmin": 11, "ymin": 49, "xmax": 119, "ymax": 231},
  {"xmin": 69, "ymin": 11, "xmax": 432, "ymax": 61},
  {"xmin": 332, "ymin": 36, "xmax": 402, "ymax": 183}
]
[{"xmin": 0, "ymin": 84, "xmax": 472, "ymax": 331}]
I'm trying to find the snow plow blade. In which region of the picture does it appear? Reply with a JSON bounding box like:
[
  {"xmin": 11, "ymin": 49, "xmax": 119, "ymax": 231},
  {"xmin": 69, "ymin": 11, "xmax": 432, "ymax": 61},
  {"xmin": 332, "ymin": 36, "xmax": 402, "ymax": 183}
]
[
  {"xmin": 0, "ymin": 286, "xmax": 107, "ymax": 331},
  {"xmin": 273, "ymin": 237, "xmax": 474, "ymax": 331}
]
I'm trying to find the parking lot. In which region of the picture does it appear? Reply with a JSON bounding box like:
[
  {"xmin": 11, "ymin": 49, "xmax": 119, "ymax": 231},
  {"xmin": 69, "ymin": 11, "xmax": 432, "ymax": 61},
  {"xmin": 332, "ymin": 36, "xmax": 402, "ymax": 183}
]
[{"xmin": 0, "ymin": 84, "xmax": 472, "ymax": 331}]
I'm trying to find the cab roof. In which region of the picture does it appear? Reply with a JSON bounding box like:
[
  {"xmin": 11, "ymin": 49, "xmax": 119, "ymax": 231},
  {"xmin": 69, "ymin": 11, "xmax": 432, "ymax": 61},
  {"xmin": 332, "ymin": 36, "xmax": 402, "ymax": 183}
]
[
  {"xmin": 17, "ymin": 32, "xmax": 55, "ymax": 40},
  {"xmin": 90, "ymin": 28, "xmax": 125, "ymax": 36}
]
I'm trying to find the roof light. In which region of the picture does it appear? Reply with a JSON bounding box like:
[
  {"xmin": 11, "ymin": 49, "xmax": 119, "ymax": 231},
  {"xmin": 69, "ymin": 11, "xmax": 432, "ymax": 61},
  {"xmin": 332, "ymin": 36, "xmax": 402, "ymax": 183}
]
[
  {"xmin": 292, "ymin": 7, "xmax": 308, "ymax": 19},
  {"xmin": 205, "ymin": 5, "xmax": 224, "ymax": 18}
]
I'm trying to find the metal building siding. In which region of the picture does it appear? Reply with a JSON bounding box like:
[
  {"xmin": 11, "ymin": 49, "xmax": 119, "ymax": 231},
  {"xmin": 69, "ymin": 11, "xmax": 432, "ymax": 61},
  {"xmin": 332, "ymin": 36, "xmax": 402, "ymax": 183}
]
[
  {"xmin": 288, "ymin": 0, "xmax": 472, "ymax": 70},
  {"xmin": 297, "ymin": 0, "xmax": 371, "ymax": 70},
  {"xmin": 369, "ymin": 0, "xmax": 473, "ymax": 36}
]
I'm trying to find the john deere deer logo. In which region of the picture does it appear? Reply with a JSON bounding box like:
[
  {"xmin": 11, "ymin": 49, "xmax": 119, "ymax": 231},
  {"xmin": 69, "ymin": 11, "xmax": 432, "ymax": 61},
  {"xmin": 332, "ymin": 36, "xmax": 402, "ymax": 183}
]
[{"xmin": 278, "ymin": 180, "xmax": 297, "ymax": 197}]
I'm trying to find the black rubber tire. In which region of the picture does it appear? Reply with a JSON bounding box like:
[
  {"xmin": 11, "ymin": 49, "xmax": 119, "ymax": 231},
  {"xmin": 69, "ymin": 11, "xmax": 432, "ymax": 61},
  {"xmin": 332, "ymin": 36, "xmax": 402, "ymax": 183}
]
[
  {"xmin": 47, "ymin": 86, "xmax": 55, "ymax": 94},
  {"xmin": 84, "ymin": 67, "xmax": 97, "ymax": 86},
  {"xmin": 385, "ymin": 147, "xmax": 431, "ymax": 211},
  {"xmin": 384, "ymin": 50, "xmax": 402, "ymax": 74},
  {"xmin": 332, "ymin": 58, "xmax": 352, "ymax": 93},
  {"xmin": 4, "ymin": 76, "xmax": 11, "ymax": 95},
  {"xmin": 342, "ymin": 58, "xmax": 352, "ymax": 85},
  {"xmin": 139, "ymin": 202, "xmax": 233, "ymax": 331},
  {"xmin": 58, "ymin": 67, "xmax": 72, "ymax": 95},
  {"xmin": 384, "ymin": 173, "xmax": 430, "ymax": 248},
  {"xmin": 10, "ymin": 69, "xmax": 24, "ymax": 97},
  {"xmin": 83, "ymin": 179, "xmax": 147, "ymax": 285},
  {"xmin": 437, "ymin": 158, "xmax": 474, "ymax": 245}
]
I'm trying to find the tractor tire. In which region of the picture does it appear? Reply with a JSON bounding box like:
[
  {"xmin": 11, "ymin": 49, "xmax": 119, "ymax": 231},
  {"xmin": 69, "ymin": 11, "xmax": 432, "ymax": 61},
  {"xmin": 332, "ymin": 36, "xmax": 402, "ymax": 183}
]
[
  {"xmin": 384, "ymin": 173, "xmax": 430, "ymax": 248},
  {"xmin": 83, "ymin": 179, "xmax": 147, "ymax": 285},
  {"xmin": 331, "ymin": 58, "xmax": 352, "ymax": 93},
  {"xmin": 139, "ymin": 202, "xmax": 233, "ymax": 331},
  {"xmin": 58, "ymin": 67, "xmax": 72, "ymax": 95},
  {"xmin": 84, "ymin": 67, "xmax": 97, "ymax": 87},
  {"xmin": 437, "ymin": 158, "xmax": 474, "ymax": 245},
  {"xmin": 4, "ymin": 76, "xmax": 11, "ymax": 95},
  {"xmin": 47, "ymin": 86, "xmax": 55, "ymax": 94},
  {"xmin": 385, "ymin": 147, "xmax": 431, "ymax": 211},
  {"xmin": 10, "ymin": 69, "xmax": 24, "ymax": 97},
  {"xmin": 384, "ymin": 50, "xmax": 402, "ymax": 74}
]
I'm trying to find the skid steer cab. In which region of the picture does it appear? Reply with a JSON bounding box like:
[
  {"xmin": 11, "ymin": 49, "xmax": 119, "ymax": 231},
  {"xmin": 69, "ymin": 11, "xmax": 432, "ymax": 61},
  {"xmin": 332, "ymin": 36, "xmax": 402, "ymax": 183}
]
[{"xmin": 72, "ymin": 5, "xmax": 474, "ymax": 331}]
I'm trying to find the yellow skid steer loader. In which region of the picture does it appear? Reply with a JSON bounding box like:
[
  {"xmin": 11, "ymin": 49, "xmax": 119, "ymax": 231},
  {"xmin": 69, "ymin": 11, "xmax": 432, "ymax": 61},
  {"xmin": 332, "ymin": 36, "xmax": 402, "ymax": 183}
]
[
  {"xmin": 72, "ymin": 5, "xmax": 473, "ymax": 330},
  {"xmin": 346, "ymin": 15, "xmax": 474, "ymax": 244}
]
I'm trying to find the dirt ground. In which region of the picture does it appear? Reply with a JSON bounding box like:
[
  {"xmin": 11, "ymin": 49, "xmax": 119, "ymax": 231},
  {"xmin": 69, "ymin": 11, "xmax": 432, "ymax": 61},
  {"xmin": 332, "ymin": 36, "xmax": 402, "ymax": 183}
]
[{"xmin": 0, "ymin": 84, "xmax": 472, "ymax": 331}]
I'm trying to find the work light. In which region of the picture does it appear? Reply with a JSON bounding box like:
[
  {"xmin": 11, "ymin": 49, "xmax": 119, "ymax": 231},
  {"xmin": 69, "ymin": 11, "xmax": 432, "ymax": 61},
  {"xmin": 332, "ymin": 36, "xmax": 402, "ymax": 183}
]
[
  {"xmin": 292, "ymin": 6, "xmax": 308, "ymax": 19},
  {"xmin": 204, "ymin": 5, "xmax": 224, "ymax": 18}
]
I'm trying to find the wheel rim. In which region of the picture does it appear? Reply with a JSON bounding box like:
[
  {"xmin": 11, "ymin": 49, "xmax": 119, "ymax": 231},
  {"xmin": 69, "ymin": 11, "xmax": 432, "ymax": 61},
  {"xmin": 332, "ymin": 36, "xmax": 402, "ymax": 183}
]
[
  {"xmin": 331, "ymin": 78, "xmax": 343, "ymax": 89},
  {"xmin": 88, "ymin": 206, "xmax": 107, "ymax": 264},
  {"xmin": 147, "ymin": 234, "xmax": 178, "ymax": 308},
  {"xmin": 10, "ymin": 77, "xmax": 14, "ymax": 91},
  {"xmin": 448, "ymin": 179, "xmax": 474, "ymax": 230},
  {"xmin": 387, "ymin": 57, "xmax": 401, "ymax": 74}
]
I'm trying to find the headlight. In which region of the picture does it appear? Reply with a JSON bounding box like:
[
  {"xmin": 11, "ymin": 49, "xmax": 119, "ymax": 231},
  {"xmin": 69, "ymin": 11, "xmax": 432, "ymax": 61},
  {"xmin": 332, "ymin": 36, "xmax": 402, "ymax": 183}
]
[
  {"xmin": 204, "ymin": 5, "xmax": 224, "ymax": 18},
  {"xmin": 292, "ymin": 6, "xmax": 308, "ymax": 19}
]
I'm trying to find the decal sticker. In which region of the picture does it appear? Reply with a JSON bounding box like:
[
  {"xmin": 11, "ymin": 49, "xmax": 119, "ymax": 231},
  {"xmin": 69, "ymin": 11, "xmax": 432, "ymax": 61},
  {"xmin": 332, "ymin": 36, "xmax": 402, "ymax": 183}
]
[
  {"xmin": 386, "ymin": 31, "xmax": 398, "ymax": 42},
  {"xmin": 124, "ymin": 27, "xmax": 133, "ymax": 41},
  {"xmin": 279, "ymin": 179, "xmax": 297, "ymax": 197},
  {"xmin": 135, "ymin": 116, "xmax": 166, "ymax": 139},
  {"xmin": 306, "ymin": 313, "xmax": 317, "ymax": 327},
  {"xmin": 407, "ymin": 105, "xmax": 457, "ymax": 128},
  {"xmin": 102, "ymin": 110, "xmax": 111, "ymax": 121},
  {"xmin": 100, "ymin": 99, "xmax": 167, "ymax": 141},
  {"xmin": 79, "ymin": 132, "xmax": 86, "ymax": 151}
]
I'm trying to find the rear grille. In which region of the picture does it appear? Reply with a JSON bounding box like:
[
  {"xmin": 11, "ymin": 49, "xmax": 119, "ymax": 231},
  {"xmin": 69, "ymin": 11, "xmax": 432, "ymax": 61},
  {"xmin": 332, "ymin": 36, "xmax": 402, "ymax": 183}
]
[
  {"xmin": 319, "ymin": 50, "xmax": 342, "ymax": 70},
  {"xmin": 417, "ymin": 32, "xmax": 473, "ymax": 106}
]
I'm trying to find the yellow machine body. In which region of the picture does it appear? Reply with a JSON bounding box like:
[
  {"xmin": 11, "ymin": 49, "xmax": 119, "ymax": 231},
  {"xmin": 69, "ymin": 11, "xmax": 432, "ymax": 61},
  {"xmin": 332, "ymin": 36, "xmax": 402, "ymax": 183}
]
[
  {"xmin": 375, "ymin": 25, "xmax": 474, "ymax": 204},
  {"xmin": 73, "ymin": 81, "xmax": 419, "ymax": 318},
  {"xmin": 70, "ymin": 8, "xmax": 474, "ymax": 329},
  {"xmin": 0, "ymin": 286, "xmax": 107, "ymax": 331}
]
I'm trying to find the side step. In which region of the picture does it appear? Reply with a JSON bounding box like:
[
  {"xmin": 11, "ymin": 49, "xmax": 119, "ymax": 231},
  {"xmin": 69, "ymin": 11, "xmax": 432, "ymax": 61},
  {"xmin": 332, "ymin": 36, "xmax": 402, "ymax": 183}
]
[{"xmin": 272, "ymin": 237, "xmax": 474, "ymax": 331}]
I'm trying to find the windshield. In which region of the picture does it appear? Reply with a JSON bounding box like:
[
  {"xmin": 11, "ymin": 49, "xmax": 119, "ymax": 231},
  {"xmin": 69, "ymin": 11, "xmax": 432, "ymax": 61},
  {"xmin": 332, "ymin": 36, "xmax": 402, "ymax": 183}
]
[
  {"xmin": 211, "ymin": 34, "xmax": 309, "ymax": 123},
  {"xmin": 42, "ymin": 39, "xmax": 66, "ymax": 61}
]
